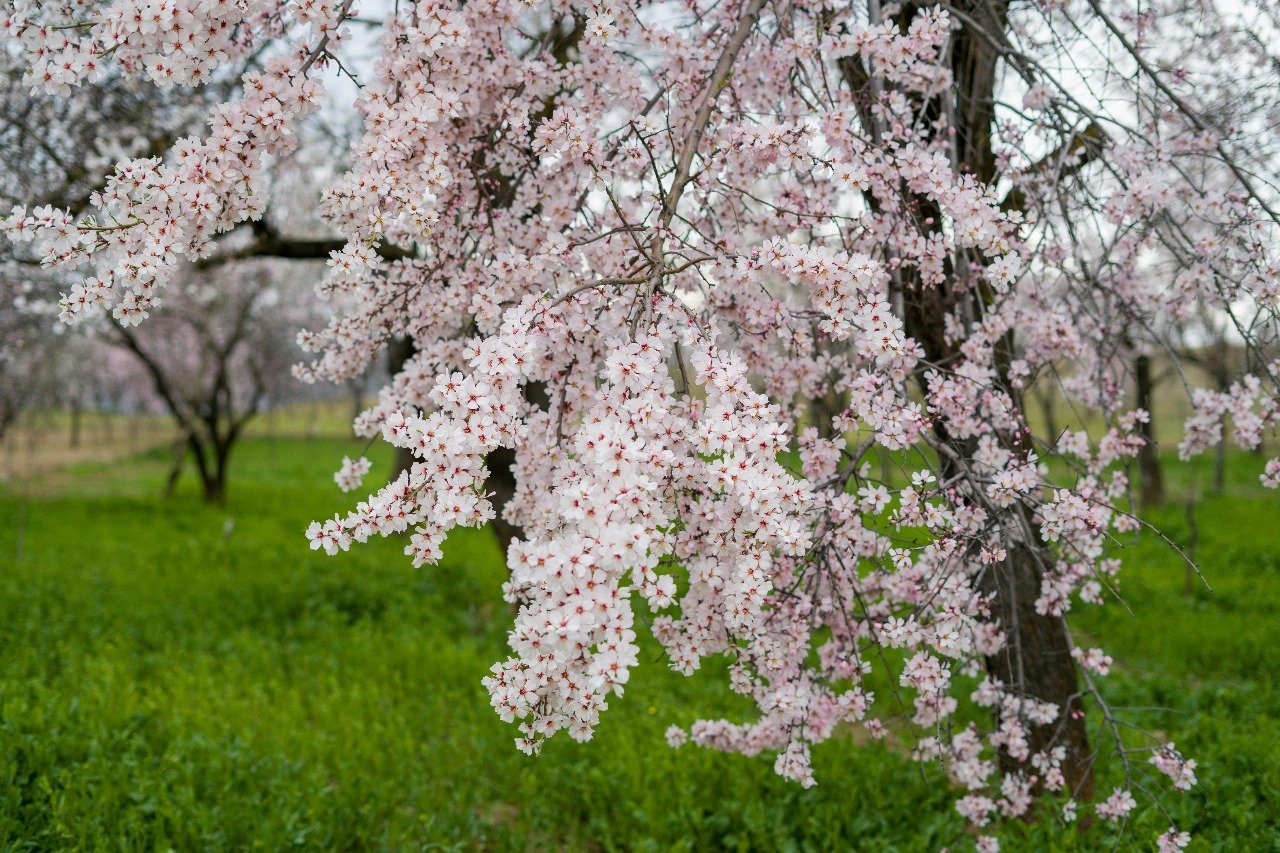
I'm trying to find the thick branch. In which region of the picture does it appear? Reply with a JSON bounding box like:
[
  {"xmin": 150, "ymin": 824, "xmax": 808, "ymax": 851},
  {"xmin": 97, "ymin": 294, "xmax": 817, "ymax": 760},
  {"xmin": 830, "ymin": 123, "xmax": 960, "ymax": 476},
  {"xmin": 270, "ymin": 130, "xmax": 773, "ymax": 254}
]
[
  {"xmin": 194, "ymin": 221, "xmax": 411, "ymax": 269},
  {"xmin": 662, "ymin": 0, "xmax": 767, "ymax": 225}
]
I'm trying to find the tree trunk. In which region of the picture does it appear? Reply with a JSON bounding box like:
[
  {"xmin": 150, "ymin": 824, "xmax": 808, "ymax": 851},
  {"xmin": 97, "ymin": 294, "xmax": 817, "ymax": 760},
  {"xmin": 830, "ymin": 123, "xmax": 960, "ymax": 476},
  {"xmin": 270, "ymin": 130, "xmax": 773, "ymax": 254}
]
[
  {"xmin": 163, "ymin": 438, "xmax": 185, "ymax": 498},
  {"xmin": 978, "ymin": 541, "xmax": 1096, "ymax": 801},
  {"xmin": 485, "ymin": 446, "xmax": 521, "ymax": 559},
  {"xmin": 885, "ymin": 0, "xmax": 1096, "ymax": 801},
  {"xmin": 69, "ymin": 401, "xmax": 82, "ymax": 449},
  {"xmin": 203, "ymin": 434, "xmax": 237, "ymax": 506},
  {"xmin": 203, "ymin": 473, "xmax": 226, "ymax": 505},
  {"xmin": 1134, "ymin": 354, "xmax": 1165, "ymax": 509},
  {"xmin": 183, "ymin": 432, "xmax": 231, "ymax": 506},
  {"xmin": 349, "ymin": 381, "xmax": 365, "ymax": 427},
  {"xmin": 386, "ymin": 335, "xmax": 531, "ymax": 558},
  {"xmin": 387, "ymin": 335, "xmax": 418, "ymax": 483},
  {"xmin": 1037, "ymin": 387, "xmax": 1059, "ymax": 443},
  {"xmin": 1213, "ymin": 431, "xmax": 1227, "ymax": 495}
]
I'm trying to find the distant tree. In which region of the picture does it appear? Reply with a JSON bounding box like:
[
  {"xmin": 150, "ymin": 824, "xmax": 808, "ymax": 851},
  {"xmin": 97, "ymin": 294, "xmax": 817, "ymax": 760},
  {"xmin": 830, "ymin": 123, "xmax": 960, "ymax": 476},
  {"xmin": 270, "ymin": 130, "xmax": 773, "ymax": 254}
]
[
  {"xmin": 1174, "ymin": 301, "xmax": 1278, "ymax": 495},
  {"xmin": 0, "ymin": 284, "xmax": 51, "ymax": 440},
  {"xmin": 1133, "ymin": 351, "xmax": 1166, "ymax": 508},
  {"xmin": 0, "ymin": 45, "xmax": 347, "ymax": 496},
  {"xmin": 103, "ymin": 264, "xmax": 316, "ymax": 503}
]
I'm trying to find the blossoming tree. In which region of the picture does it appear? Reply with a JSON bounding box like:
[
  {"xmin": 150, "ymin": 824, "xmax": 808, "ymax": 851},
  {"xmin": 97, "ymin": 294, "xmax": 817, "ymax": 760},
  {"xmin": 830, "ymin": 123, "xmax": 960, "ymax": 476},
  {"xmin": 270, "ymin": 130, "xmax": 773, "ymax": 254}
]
[
  {"xmin": 106, "ymin": 265, "xmax": 324, "ymax": 503},
  {"xmin": 0, "ymin": 50, "xmax": 363, "ymax": 501},
  {"xmin": 4, "ymin": 0, "xmax": 1279, "ymax": 846},
  {"xmin": 0, "ymin": 282, "xmax": 55, "ymax": 441}
]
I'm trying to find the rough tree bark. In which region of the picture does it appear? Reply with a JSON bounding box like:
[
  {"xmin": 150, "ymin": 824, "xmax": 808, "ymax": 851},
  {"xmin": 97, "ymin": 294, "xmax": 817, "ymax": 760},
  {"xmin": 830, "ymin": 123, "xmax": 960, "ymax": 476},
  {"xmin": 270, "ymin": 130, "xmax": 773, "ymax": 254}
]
[{"xmin": 977, "ymin": 540, "xmax": 1096, "ymax": 801}]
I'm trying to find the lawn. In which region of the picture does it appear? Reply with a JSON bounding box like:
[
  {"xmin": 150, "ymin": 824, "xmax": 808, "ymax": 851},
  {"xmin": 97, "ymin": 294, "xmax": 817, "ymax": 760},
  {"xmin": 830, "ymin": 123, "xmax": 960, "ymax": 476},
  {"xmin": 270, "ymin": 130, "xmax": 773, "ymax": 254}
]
[{"xmin": 0, "ymin": 438, "xmax": 1276, "ymax": 850}]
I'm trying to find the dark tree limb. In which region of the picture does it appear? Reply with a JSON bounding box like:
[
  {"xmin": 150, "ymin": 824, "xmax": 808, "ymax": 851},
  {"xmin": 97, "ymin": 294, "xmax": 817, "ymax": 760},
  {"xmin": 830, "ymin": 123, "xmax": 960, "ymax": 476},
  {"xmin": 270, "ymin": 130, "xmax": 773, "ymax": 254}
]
[{"xmin": 194, "ymin": 221, "xmax": 411, "ymax": 268}]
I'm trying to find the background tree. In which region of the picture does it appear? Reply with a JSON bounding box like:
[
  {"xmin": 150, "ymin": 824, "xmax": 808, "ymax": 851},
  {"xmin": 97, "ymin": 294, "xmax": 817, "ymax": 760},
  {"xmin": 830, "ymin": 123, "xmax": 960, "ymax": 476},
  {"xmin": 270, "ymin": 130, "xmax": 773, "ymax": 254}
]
[
  {"xmin": 1174, "ymin": 300, "xmax": 1274, "ymax": 495},
  {"xmin": 102, "ymin": 264, "xmax": 318, "ymax": 504},
  {"xmin": 0, "ymin": 283, "xmax": 54, "ymax": 441},
  {"xmin": 0, "ymin": 42, "xmax": 361, "ymax": 495}
]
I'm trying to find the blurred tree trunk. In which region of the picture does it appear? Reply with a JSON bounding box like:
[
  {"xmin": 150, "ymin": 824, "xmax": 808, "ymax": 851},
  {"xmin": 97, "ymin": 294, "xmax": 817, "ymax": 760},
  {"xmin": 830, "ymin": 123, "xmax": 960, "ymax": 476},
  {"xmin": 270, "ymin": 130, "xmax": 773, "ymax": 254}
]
[
  {"xmin": 1213, "ymin": 429, "xmax": 1227, "ymax": 495},
  {"xmin": 348, "ymin": 379, "xmax": 365, "ymax": 428},
  {"xmin": 1036, "ymin": 386, "xmax": 1059, "ymax": 443},
  {"xmin": 164, "ymin": 438, "xmax": 184, "ymax": 498},
  {"xmin": 1135, "ymin": 354, "xmax": 1165, "ymax": 509},
  {"xmin": 69, "ymin": 400, "xmax": 82, "ymax": 449},
  {"xmin": 386, "ymin": 334, "xmax": 523, "ymax": 557},
  {"xmin": 111, "ymin": 318, "xmax": 257, "ymax": 506},
  {"xmin": 387, "ymin": 336, "xmax": 418, "ymax": 483}
]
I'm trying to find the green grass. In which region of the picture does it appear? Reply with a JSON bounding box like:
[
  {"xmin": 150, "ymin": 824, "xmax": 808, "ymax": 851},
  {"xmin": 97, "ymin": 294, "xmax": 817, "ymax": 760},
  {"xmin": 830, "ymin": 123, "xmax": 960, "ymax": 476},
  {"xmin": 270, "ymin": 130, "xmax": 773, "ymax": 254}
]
[{"xmin": 0, "ymin": 439, "xmax": 1277, "ymax": 850}]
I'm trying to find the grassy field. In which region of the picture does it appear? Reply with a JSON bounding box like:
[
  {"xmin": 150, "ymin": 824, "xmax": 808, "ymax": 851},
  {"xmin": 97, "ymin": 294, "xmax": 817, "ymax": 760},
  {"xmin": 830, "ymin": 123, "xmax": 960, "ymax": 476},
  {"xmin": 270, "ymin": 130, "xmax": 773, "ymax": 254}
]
[{"xmin": 0, "ymin": 438, "xmax": 1277, "ymax": 850}]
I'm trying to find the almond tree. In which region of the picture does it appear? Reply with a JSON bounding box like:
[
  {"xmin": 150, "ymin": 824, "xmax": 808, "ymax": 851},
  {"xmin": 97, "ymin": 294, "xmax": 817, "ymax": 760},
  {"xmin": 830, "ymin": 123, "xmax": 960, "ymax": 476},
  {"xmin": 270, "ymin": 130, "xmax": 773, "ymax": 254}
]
[
  {"xmin": 5, "ymin": 1, "xmax": 1280, "ymax": 847},
  {"xmin": 0, "ymin": 282, "xmax": 52, "ymax": 440},
  {"xmin": 104, "ymin": 265, "xmax": 318, "ymax": 503},
  {"xmin": 0, "ymin": 54, "xmax": 327, "ymax": 501}
]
